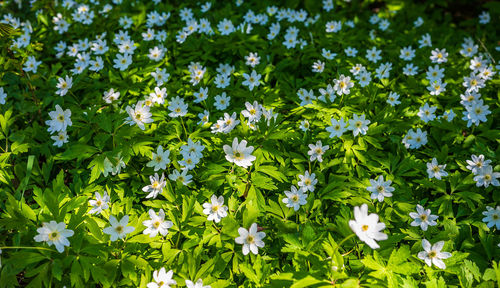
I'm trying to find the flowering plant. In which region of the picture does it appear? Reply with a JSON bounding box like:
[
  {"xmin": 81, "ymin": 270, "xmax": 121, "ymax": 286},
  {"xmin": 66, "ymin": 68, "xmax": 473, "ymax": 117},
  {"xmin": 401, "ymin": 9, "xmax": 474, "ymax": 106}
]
[{"xmin": 0, "ymin": 0, "xmax": 499, "ymax": 287}]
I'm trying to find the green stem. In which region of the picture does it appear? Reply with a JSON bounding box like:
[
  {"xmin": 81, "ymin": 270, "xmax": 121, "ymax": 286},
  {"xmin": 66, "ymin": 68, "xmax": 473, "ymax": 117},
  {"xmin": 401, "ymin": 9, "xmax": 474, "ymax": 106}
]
[
  {"xmin": 0, "ymin": 246, "xmax": 57, "ymax": 252},
  {"xmin": 337, "ymin": 233, "xmax": 356, "ymax": 248},
  {"xmin": 180, "ymin": 117, "xmax": 188, "ymax": 138},
  {"xmin": 175, "ymin": 231, "xmax": 181, "ymax": 248}
]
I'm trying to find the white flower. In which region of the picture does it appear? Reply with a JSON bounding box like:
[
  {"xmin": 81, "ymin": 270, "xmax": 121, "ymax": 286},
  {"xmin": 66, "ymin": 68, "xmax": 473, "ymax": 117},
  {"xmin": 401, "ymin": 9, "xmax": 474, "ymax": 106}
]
[
  {"xmin": 103, "ymin": 215, "xmax": 135, "ymax": 241},
  {"xmin": 326, "ymin": 117, "xmax": 347, "ymax": 138},
  {"xmin": 235, "ymin": 223, "xmax": 266, "ymax": 255},
  {"xmin": 430, "ymin": 48, "xmax": 448, "ymax": 64},
  {"xmin": 348, "ymin": 114, "xmax": 370, "ymax": 137},
  {"xmin": 466, "ymin": 154, "xmax": 491, "ymax": 174},
  {"xmin": 241, "ymin": 101, "xmax": 262, "ymax": 123},
  {"xmin": 242, "ymin": 70, "xmax": 262, "ymax": 91},
  {"xmin": 147, "ymin": 145, "xmax": 171, "ymax": 171},
  {"xmin": 142, "ymin": 209, "xmax": 173, "ymax": 238},
  {"xmin": 479, "ymin": 11, "xmax": 490, "ymax": 24},
  {"xmin": 168, "ymin": 96, "xmax": 188, "ymax": 118},
  {"xmin": 418, "ymin": 239, "xmax": 452, "ymax": 269},
  {"xmin": 312, "ymin": 60, "xmax": 325, "ymax": 73},
  {"xmin": 46, "ymin": 105, "xmax": 72, "ymax": 134},
  {"xmin": 51, "ymin": 130, "xmax": 69, "ymax": 147},
  {"xmin": 417, "ymin": 103, "xmax": 437, "ymax": 123},
  {"xmin": 202, "ymin": 195, "xmax": 228, "ymax": 223},
  {"xmin": 409, "ymin": 204, "xmax": 438, "ymax": 231},
  {"xmin": 193, "ymin": 87, "xmax": 209, "ymax": 103},
  {"xmin": 24, "ymin": 56, "xmax": 42, "ymax": 73},
  {"xmin": 103, "ymin": 88, "xmax": 120, "ymax": 103},
  {"xmin": 34, "ymin": 221, "xmax": 74, "ymax": 253},
  {"xmin": 427, "ymin": 80, "xmax": 446, "ymax": 96},
  {"xmin": 356, "ymin": 70, "xmax": 372, "ymax": 87},
  {"xmin": 198, "ymin": 110, "xmax": 209, "ymax": 125},
  {"xmin": 414, "ymin": 17, "xmax": 424, "ymax": 27},
  {"xmin": 223, "ymin": 138, "xmax": 256, "ymax": 169},
  {"xmin": 461, "ymin": 100, "xmax": 491, "ymax": 127},
  {"xmin": 403, "ymin": 63, "xmax": 419, "ymax": 76},
  {"xmin": 299, "ymin": 119, "xmax": 310, "ymax": 132},
  {"xmin": 333, "ymin": 75, "xmax": 354, "ymax": 95},
  {"xmin": 307, "ymin": 140, "xmax": 329, "ymax": 162},
  {"xmin": 151, "ymin": 68, "xmax": 170, "ymax": 86},
  {"xmin": 482, "ymin": 206, "xmax": 500, "ymax": 229},
  {"xmin": 426, "ymin": 158, "xmax": 448, "ymax": 180},
  {"xmin": 349, "ymin": 204, "xmax": 387, "ymax": 249},
  {"xmin": 168, "ymin": 169, "xmax": 192, "ymax": 185},
  {"xmin": 148, "ymin": 46, "xmax": 164, "ymax": 61},
  {"xmin": 142, "ymin": 173, "xmax": 166, "ymax": 199},
  {"xmin": 0, "ymin": 87, "xmax": 6, "ymax": 104},
  {"xmin": 150, "ymin": 87, "xmax": 167, "ymax": 105},
  {"xmin": 217, "ymin": 18, "xmax": 234, "ymax": 35},
  {"xmin": 55, "ymin": 75, "xmax": 73, "ymax": 96},
  {"xmin": 147, "ymin": 268, "xmax": 177, "ymax": 288},
  {"xmin": 213, "ymin": 92, "xmax": 231, "ymax": 110},
  {"xmin": 318, "ymin": 84, "xmax": 336, "ymax": 102},
  {"xmin": 366, "ymin": 47, "xmax": 382, "ymax": 63},
  {"xmin": 102, "ymin": 154, "xmax": 126, "ymax": 177},
  {"xmin": 88, "ymin": 191, "xmax": 110, "ymax": 215},
  {"xmin": 400, "ymin": 46, "xmax": 415, "ymax": 61},
  {"xmin": 298, "ymin": 171, "xmax": 317, "ymax": 193},
  {"xmin": 297, "ymin": 88, "xmax": 316, "ymax": 106},
  {"xmin": 125, "ymin": 101, "xmax": 153, "ymax": 130},
  {"xmin": 474, "ymin": 166, "xmax": 500, "ymax": 188},
  {"xmin": 282, "ymin": 185, "xmax": 307, "ymax": 211},
  {"xmin": 113, "ymin": 53, "xmax": 132, "ymax": 71},
  {"xmin": 366, "ymin": 175, "xmax": 394, "ymax": 202},
  {"xmin": 185, "ymin": 279, "xmax": 211, "ymax": 288},
  {"xmin": 245, "ymin": 52, "xmax": 260, "ymax": 67},
  {"xmin": 386, "ymin": 92, "xmax": 401, "ymax": 106},
  {"xmin": 403, "ymin": 128, "xmax": 427, "ymax": 149},
  {"xmin": 440, "ymin": 109, "xmax": 455, "ymax": 122},
  {"xmin": 463, "ymin": 72, "xmax": 485, "ymax": 94}
]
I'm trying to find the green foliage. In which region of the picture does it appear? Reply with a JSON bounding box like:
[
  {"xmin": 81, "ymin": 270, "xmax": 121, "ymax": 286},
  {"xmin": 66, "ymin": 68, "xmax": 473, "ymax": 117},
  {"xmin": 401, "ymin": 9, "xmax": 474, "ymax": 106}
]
[{"xmin": 0, "ymin": 0, "xmax": 499, "ymax": 287}]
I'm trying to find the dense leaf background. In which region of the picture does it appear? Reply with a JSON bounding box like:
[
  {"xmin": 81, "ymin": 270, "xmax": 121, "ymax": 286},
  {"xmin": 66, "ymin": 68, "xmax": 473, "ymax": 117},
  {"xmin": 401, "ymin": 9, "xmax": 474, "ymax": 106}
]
[{"xmin": 0, "ymin": 0, "xmax": 499, "ymax": 287}]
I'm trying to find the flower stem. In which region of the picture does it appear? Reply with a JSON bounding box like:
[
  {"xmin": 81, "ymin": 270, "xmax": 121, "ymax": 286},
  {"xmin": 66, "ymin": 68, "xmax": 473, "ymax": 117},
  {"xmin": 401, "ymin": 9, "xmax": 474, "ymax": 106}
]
[
  {"xmin": 180, "ymin": 117, "xmax": 188, "ymax": 138},
  {"xmin": 337, "ymin": 233, "xmax": 356, "ymax": 248},
  {"xmin": 0, "ymin": 246, "xmax": 57, "ymax": 252}
]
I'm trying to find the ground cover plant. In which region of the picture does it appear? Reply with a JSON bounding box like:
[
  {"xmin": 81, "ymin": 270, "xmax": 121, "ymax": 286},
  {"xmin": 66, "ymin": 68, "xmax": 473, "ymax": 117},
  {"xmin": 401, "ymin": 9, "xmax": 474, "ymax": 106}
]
[{"xmin": 0, "ymin": 0, "xmax": 499, "ymax": 287}]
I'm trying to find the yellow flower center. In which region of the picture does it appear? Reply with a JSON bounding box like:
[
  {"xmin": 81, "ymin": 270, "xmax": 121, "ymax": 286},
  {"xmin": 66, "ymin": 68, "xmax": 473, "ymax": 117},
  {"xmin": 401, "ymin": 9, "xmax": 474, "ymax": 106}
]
[
  {"xmin": 246, "ymin": 235, "xmax": 255, "ymax": 243},
  {"xmin": 234, "ymin": 151, "xmax": 242, "ymax": 159},
  {"xmin": 49, "ymin": 231, "xmax": 60, "ymax": 241}
]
